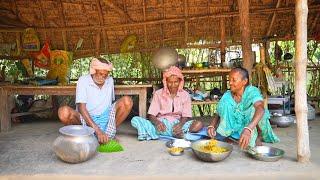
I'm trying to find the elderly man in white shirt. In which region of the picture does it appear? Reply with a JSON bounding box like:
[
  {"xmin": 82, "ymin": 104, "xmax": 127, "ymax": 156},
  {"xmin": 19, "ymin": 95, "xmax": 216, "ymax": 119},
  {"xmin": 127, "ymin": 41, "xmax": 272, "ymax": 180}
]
[{"xmin": 58, "ymin": 57, "xmax": 133, "ymax": 144}]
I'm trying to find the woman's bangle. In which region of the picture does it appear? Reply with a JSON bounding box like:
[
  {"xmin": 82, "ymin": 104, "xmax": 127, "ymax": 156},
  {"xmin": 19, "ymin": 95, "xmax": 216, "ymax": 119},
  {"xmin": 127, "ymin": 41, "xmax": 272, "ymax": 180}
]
[
  {"xmin": 244, "ymin": 126, "xmax": 253, "ymax": 134},
  {"xmin": 207, "ymin": 125, "xmax": 215, "ymax": 129}
]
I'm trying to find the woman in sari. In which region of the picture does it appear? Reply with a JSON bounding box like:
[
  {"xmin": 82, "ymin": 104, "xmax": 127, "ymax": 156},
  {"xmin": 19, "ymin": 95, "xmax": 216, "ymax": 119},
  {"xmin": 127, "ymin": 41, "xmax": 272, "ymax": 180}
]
[{"xmin": 207, "ymin": 67, "xmax": 279, "ymax": 149}]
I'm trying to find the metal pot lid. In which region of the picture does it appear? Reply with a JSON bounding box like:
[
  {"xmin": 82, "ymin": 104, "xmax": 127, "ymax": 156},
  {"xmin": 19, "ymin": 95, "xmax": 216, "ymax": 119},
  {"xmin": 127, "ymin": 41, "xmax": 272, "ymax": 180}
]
[{"xmin": 59, "ymin": 125, "xmax": 95, "ymax": 136}]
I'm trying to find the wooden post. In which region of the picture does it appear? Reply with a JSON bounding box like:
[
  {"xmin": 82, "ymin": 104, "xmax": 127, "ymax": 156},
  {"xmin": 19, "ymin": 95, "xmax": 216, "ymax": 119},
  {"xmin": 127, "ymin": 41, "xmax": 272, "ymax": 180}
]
[
  {"xmin": 220, "ymin": 17, "xmax": 227, "ymax": 92},
  {"xmin": 0, "ymin": 88, "xmax": 10, "ymax": 132},
  {"xmin": 260, "ymin": 43, "xmax": 266, "ymax": 64},
  {"xmin": 295, "ymin": 0, "xmax": 310, "ymax": 163},
  {"xmin": 237, "ymin": 0, "xmax": 253, "ymax": 74}
]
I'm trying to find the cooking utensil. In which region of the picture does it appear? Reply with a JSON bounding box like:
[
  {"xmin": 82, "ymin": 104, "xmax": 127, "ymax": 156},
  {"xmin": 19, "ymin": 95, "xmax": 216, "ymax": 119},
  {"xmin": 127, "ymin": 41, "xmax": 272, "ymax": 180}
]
[
  {"xmin": 165, "ymin": 139, "xmax": 191, "ymax": 149},
  {"xmin": 53, "ymin": 125, "xmax": 99, "ymax": 163},
  {"xmin": 191, "ymin": 140, "xmax": 233, "ymax": 162},
  {"xmin": 168, "ymin": 147, "xmax": 184, "ymax": 156},
  {"xmin": 152, "ymin": 47, "xmax": 178, "ymax": 70},
  {"xmin": 245, "ymin": 145, "xmax": 285, "ymax": 162},
  {"xmin": 270, "ymin": 115, "xmax": 295, "ymax": 128}
]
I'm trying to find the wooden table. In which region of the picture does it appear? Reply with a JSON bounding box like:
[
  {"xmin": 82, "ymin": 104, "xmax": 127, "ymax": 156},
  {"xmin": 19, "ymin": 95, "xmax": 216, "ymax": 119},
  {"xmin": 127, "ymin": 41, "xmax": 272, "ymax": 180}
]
[{"xmin": 0, "ymin": 84, "xmax": 152, "ymax": 132}]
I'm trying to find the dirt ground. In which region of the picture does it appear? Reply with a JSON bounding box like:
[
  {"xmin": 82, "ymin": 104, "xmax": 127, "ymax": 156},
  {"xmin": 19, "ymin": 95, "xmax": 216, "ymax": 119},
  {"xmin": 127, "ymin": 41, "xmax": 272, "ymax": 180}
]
[{"xmin": 0, "ymin": 116, "xmax": 319, "ymax": 179}]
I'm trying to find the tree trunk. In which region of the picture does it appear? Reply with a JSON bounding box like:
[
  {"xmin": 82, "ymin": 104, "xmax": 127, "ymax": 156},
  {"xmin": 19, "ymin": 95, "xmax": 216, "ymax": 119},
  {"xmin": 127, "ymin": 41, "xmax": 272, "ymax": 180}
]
[
  {"xmin": 295, "ymin": 0, "xmax": 310, "ymax": 163},
  {"xmin": 238, "ymin": 0, "xmax": 253, "ymax": 74}
]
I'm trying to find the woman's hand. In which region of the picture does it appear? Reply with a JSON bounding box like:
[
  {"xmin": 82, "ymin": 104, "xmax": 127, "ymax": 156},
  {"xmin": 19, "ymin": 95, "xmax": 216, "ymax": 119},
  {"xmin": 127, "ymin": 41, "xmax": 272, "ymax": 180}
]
[
  {"xmin": 96, "ymin": 129, "xmax": 109, "ymax": 144},
  {"xmin": 239, "ymin": 128, "xmax": 251, "ymax": 149},
  {"xmin": 207, "ymin": 126, "xmax": 216, "ymax": 138},
  {"xmin": 155, "ymin": 121, "xmax": 166, "ymax": 132}
]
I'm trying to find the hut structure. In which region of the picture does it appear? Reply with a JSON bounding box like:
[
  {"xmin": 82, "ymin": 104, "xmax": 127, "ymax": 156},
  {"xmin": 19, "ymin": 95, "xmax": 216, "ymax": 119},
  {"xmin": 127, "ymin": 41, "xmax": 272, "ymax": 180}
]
[{"xmin": 0, "ymin": 0, "xmax": 319, "ymax": 163}]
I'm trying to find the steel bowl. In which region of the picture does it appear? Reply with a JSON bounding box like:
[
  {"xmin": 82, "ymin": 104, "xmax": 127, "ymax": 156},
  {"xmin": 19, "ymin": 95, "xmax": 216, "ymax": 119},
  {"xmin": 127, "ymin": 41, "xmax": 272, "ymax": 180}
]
[
  {"xmin": 53, "ymin": 125, "xmax": 99, "ymax": 163},
  {"xmin": 168, "ymin": 147, "xmax": 184, "ymax": 156},
  {"xmin": 191, "ymin": 140, "xmax": 233, "ymax": 162},
  {"xmin": 270, "ymin": 115, "xmax": 295, "ymax": 128},
  {"xmin": 246, "ymin": 146, "xmax": 285, "ymax": 162}
]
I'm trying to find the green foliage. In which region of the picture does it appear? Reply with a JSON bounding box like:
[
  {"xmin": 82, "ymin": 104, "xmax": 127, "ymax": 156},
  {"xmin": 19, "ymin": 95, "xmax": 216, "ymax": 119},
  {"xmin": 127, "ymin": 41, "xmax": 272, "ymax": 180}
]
[{"xmin": 98, "ymin": 140, "xmax": 124, "ymax": 153}]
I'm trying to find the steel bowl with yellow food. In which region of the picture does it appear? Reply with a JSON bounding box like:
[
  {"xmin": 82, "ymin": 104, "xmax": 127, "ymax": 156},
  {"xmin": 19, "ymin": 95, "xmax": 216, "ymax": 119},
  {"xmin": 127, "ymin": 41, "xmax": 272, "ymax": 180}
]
[
  {"xmin": 168, "ymin": 147, "xmax": 184, "ymax": 156},
  {"xmin": 191, "ymin": 139, "xmax": 233, "ymax": 162}
]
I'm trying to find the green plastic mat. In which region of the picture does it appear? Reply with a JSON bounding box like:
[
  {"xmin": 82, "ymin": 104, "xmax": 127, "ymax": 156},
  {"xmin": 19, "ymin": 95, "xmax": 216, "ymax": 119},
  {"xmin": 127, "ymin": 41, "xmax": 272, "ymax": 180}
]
[{"xmin": 98, "ymin": 140, "xmax": 124, "ymax": 153}]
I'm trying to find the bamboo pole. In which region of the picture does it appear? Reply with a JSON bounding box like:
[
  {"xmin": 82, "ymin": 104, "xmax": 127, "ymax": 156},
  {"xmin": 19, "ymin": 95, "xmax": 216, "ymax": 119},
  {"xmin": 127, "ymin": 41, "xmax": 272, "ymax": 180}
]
[
  {"xmin": 62, "ymin": 31, "xmax": 68, "ymax": 51},
  {"xmin": 142, "ymin": 0, "xmax": 147, "ymax": 45},
  {"xmin": 295, "ymin": 0, "xmax": 310, "ymax": 163},
  {"xmin": 266, "ymin": 0, "xmax": 281, "ymax": 36},
  {"xmin": 95, "ymin": 29, "xmax": 101, "ymax": 57},
  {"xmin": 184, "ymin": 0, "xmax": 188, "ymax": 46},
  {"xmin": 238, "ymin": 0, "xmax": 253, "ymax": 74},
  {"xmin": 220, "ymin": 17, "xmax": 227, "ymax": 92},
  {"xmin": 96, "ymin": 0, "xmax": 107, "ymax": 52}
]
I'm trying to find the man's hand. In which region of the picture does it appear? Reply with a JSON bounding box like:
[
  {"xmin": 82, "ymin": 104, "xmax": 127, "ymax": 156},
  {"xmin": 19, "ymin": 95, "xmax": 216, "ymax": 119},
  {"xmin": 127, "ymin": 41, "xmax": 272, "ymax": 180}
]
[
  {"xmin": 207, "ymin": 126, "xmax": 216, "ymax": 138},
  {"xmin": 239, "ymin": 129, "xmax": 251, "ymax": 149},
  {"xmin": 96, "ymin": 129, "xmax": 109, "ymax": 144},
  {"xmin": 155, "ymin": 121, "xmax": 166, "ymax": 132},
  {"xmin": 173, "ymin": 123, "xmax": 183, "ymax": 138}
]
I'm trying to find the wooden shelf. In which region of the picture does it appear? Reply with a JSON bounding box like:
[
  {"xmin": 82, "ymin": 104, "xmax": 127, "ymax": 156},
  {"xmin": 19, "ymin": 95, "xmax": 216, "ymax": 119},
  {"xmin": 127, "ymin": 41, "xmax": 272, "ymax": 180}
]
[
  {"xmin": 181, "ymin": 68, "xmax": 231, "ymax": 74},
  {"xmin": 191, "ymin": 100, "xmax": 218, "ymax": 105}
]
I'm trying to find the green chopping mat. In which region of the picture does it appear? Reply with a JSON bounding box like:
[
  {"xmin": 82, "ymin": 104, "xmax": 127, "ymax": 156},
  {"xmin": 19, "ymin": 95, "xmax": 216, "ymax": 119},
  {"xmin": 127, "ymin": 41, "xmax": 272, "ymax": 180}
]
[{"xmin": 98, "ymin": 140, "xmax": 124, "ymax": 153}]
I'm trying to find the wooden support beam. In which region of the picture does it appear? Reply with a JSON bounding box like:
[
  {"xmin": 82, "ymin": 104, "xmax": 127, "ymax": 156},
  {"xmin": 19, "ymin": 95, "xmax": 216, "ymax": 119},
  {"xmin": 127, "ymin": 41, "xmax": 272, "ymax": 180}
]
[
  {"xmin": 161, "ymin": 0, "xmax": 165, "ymax": 47},
  {"xmin": 104, "ymin": 0, "xmax": 134, "ymax": 22},
  {"xmin": 142, "ymin": 0, "xmax": 147, "ymax": 45},
  {"xmin": 295, "ymin": 0, "xmax": 310, "ymax": 163},
  {"xmin": 96, "ymin": 0, "xmax": 107, "ymax": 52},
  {"xmin": 95, "ymin": 29, "xmax": 101, "ymax": 57},
  {"xmin": 59, "ymin": 0, "xmax": 68, "ymax": 50},
  {"xmin": 220, "ymin": 17, "xmax": 227, "ymax": 92},
  {"xmin": 184, "ymin": 0, "xmax": 188, "ymax": 45},
  {"xmin": 62, "ymin": 31, "xmax": 68, "ymax": 51},
  {"xmin": 310, "ymin": 12, "xmax": 319, "ymax": 35},
  {"xmin": 238, "ymin": 0, "xmax": 253, "ymax": 74},
  {"xmin": 266, "ymin": 0, "xmax": 281, "ymax": 36},
  {"xmin": 37, "ymin": 0, "xmax": 47, "ymax": 40}
]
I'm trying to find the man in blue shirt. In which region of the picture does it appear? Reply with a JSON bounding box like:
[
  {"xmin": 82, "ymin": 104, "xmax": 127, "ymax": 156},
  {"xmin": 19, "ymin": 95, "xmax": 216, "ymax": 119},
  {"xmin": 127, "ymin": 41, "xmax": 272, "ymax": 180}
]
[{"xmin": 58, "ymin": 57, "xmax": 133, "ymax": 143}]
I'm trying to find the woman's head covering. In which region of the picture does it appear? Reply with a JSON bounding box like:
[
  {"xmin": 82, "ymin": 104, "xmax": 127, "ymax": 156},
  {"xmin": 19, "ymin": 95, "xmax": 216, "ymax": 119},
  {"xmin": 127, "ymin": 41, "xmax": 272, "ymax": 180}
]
[
  {"xmin": 89, "ymin": 57, "xmax": 113, "ymax": 74},
  {"xmin": 162, "ymin": 66, "xmax": 184, "ymax": 94}
]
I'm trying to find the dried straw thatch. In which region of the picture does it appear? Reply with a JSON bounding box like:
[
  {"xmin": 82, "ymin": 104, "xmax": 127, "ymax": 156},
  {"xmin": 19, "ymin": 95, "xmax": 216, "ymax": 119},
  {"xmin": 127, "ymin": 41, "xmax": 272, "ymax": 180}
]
[{"xmin": 0, "ymin": 0, "xmax": 319, "ymax": 58}]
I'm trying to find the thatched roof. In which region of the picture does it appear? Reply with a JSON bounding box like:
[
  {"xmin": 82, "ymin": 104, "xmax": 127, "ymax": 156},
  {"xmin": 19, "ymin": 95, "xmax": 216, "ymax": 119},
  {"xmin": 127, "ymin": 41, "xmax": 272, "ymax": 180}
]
[{"xmin": 0, "ymin": 0, "xmax": 319, "ymax": 58}]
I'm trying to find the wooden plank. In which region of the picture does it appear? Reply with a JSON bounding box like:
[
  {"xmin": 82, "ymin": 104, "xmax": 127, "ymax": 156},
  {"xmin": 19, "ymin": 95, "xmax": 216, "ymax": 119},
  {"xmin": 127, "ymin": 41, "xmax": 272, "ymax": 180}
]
[{"xmin": 295, "ymin": 0, "xmax": 310, "ymax": 163}]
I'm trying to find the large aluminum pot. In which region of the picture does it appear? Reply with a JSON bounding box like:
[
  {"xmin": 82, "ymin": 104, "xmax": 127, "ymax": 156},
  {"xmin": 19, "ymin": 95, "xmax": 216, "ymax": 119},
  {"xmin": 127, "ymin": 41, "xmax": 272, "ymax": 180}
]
[
  {"xmin": 270, "ymin": 115, "xmax": 295, "ymax": 128},
  {"xmin": 53, "ymin": 125, "xmax": 99, "ymax": 163},
  {"xmin": 152, "ymin": 47, "xmax": 178, "ymax": 70}
]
